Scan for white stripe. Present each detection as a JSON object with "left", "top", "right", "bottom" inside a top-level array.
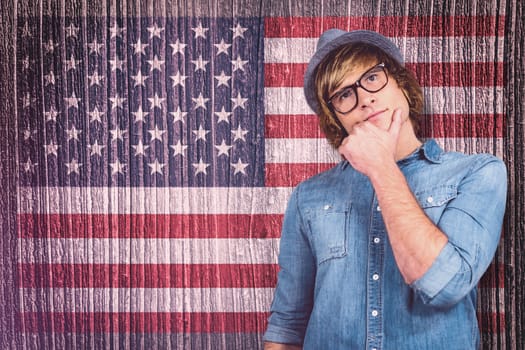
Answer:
[
  {"left": 18, "top": 286, "right": 503, "bottom": 313},
  {"left": 264, "top": 87, "right": 503, "bottom": 115},
  {"left": 264, "top": 37, "right": 505, "bottom": 63},
  {"left": 454, "top": 2, "right": 507, "bottom": 16},
  {"left": 266, "top": 138, "right": 339, "bottom": 164},
  {"left": 20, "top": 287, "right": 274, "bottom": 313},
  {"left": 265, "top": 138, "right": 504, "bottom": 163},
  {"left": 18, "top": 238, "right": 280, "bottom": 264},
  {"left": 18, "top": 187, "right": 293, "bottom": 214},
  {"left": 433, "top": 137, "right": 504, "bottom": 159}
]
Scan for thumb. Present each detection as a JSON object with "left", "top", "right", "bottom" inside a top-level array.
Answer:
[{"left": 388, "top": 109, "right": 404, "bottom": 140}]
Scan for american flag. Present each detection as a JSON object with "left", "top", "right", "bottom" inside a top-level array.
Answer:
[{"left": 13, "top": 9, "right": 506, "bottom": 350}]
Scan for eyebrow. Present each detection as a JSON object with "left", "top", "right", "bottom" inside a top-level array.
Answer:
[
  {"left": 331, "top": 63, "right": 382, "bottom": 97},
  {"left": 330, "top": 68, "right": 368, "bottom": 98}
]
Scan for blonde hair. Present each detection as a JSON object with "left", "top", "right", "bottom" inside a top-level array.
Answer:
[{"left": 314, "top": 44, "right": 424, "bottom": 148}]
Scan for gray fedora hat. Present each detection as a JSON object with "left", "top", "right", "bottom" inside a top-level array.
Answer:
[{"left": 303, "top": 29, "right": 404, "bottom": 115}]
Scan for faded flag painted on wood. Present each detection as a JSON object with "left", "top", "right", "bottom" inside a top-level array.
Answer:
[{"left": 1, "top": 0, "right": 522, "bottom": 349}]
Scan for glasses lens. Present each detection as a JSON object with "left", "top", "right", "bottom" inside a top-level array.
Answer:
[
  {"left": 361, "top": 67, "right": 388, "bottom": 93},
  {"left": 329, "top": 64, "right": 388, "bottom": 114},
  {"left": 331, "top": 86, "right": 357, "bottom": 114}
]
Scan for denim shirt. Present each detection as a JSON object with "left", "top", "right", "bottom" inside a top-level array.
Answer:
[{"left": 264, "top": 139, "right": 507, "bottom": 350}]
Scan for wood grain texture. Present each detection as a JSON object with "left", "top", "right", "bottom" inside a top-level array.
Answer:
[
  {"left": 502, "top": 1, "right": 525, "bottom": 349},
  {"left": 0, "top": 0, "right": 21, "bottom": 349},
  {"left": 0, "top": 0, "right": 522, "bottom": 349}
]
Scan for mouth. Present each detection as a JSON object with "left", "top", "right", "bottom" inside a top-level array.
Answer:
[{"left": 365, "top": 109, "right": 387, "bottom": 122}]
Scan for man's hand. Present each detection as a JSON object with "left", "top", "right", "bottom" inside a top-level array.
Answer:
[
  {"left": 337, "top": 107, "right": 448, "bottom": 284},
  {"left": 337, "top": 108, "right": 404, "bottom": 178}
]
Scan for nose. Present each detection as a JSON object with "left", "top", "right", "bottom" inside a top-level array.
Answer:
[{"left": 357, "top": 87, "right": 376, "bottom": 109}]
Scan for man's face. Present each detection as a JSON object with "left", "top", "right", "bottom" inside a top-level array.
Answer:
[{"left": 329, "top": 61, "right": 411, "bottom": 134}]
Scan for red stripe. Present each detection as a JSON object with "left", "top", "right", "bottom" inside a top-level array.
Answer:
[
  {"left": 264, "top": 62, "right": 505, "bottom": 88},
  {"left": 478, "top": 312, "right": 506, "bottom": 334},
  {"left": 264, "top": 16, "right": 506, "bottom": 38},
  {"left": 265, "top": 114, "right": 505, "bottom": 139},
  {"left": 420, "top": 114, "right": 505, "bottom": 138},
  {"left": 266, "top": 163, "right": 336, "bottom": 187},
  {"left": 479, "top": 263, "right": 505, "bottom": 288},
  {"left": 19, "top": 263, "right": 278, "bottom": 288},
  {"left": 18, "top": 257, "right": 502, "bottom": 291},
  {"left": 18, "top": 214, "right": 283, "bottom": 239},
  {"left": 17, "top": 262, "right": 502, "bottom": 289},
  {"left": 19, "top": 262, "right": 502, "bottom": 289},
  {"left": 266, "top": 114, "right": 323, "bottom": 138},
  {"left": 19, "top": 312, "right": 269, "bottom": 333}
]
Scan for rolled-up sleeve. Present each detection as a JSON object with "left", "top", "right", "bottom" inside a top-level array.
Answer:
[
  {"left": 411, "top": 157, "right": 507, "bottom": 308},
  {"left": 263, "top": 188, "right": 315, "bottom": 345}
]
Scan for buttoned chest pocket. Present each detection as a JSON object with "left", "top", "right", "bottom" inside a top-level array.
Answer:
[
  {"left": 415, "top": 185, "right": 457, "bottom": 224},
  {"left": 307, "top": 204, "right": 350, "bottom": 265}
]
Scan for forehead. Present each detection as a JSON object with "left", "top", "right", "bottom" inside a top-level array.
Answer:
[
  {"left": 332, "top": 60, "right": 380, "bottom": 91},
  {"left": 317, "top": 44, "right": 385, "bottom": 98}
]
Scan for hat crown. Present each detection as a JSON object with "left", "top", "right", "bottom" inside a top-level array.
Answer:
[{"left": 317, "top": 29, "right": 347, "bottom": 51}]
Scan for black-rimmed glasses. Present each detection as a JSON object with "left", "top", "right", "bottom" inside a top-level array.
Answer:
[{"left": 327, "top": 63, "right": 388, "bottom": 115}]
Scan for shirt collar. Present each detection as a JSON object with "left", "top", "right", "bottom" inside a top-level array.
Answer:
[
  {"left": 420, "top": 139, "right": 443, "bottom": 164},
  {"left": 397, "top": 139, "right": 443, "bottom": 166},
  {"left": 340, "top": 139, "right": 444, "bottom": 170}
]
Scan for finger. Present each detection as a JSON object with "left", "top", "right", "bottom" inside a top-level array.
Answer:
[
  {"left": 337, "top": 145, "right": 349, "bottom": 160},
  {"left": 338, "top": 136, "right": 351, "bottom": 154},
  {"left": 338, "top": 149, "right": 348, "bottom": 160},
  {"left": 337, "top": 138, "right": 347, "bottom": 155},
  {"left": 388, "top": 109, "right": 404, "bottom": 139}
]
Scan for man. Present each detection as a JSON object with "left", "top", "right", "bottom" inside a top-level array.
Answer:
[{"left": 263, "top": 29, "right": 507, "bottom": 349}]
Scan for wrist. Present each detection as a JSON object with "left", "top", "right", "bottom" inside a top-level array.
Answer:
[{"left": 367, "top": 159, "right": 401, "bottom": 186}]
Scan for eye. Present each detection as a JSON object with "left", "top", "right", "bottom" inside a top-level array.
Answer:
[
  {"left": 363, "top": 67, "right": 384, "bottom": 85},
  {"left": 335, "top": 86, "right": 355, "bottom": 102},
  {"left": 364, "top": 72, "right": 379, "bottom": 83}
]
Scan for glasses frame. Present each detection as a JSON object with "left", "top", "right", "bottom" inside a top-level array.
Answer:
[{"left": 327, "top": 62, "right": 388, "bottom": 115}]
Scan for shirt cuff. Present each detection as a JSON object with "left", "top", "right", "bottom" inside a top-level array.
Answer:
[
  {"left": 263, "top": 324, "right": 304, "bottom": 346},
  {"left": 411, "top": 242, "right": 462, "bottom": 302}
]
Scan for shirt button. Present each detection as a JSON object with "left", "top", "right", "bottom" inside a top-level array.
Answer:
[
  {"left": 373, "top": 237, "right": 380, "bottom": 244},
  {"left": 323, "top": 204, "right": 331, "bottom": 210},
  {"left": 376, "top": 205, "right": 381, "bottom": 211},
  {"left": 426, "top": 196, "right": 434, "bottom": 204},
  {"left": 372, "top": 274, "right": 379, "bottom": 281},
  {"left": 371, "top": 310, "right": 379, "bottom": 317}
]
